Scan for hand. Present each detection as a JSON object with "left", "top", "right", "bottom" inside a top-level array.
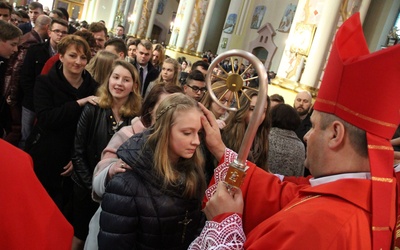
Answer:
[
  {"left": 77, "top": 95, "right": 98, "bottom": 106},
  {"left": 394, "top": 151, "right": 400, "bottom": 164},
  {"left": 198, "top": 102, "right": 226, "bottom": 160},
  {"left": 108, "top": 159, "right": 132, "bottom": 179},
  {"left": 203, "top": 181, "right": 244, "bottom": 221},
  {"left": 60, "top": 161, "right": 73, "bottom": 176}
]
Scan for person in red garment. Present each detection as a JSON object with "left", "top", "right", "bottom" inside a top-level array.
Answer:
[
  {"left": 190, "top": 13, "right": 400, "bottom": 249},
  {"left": 0, "top": 139, "right": 73, "bottom": 249}
]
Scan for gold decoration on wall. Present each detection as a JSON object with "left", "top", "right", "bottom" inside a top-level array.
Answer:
[{"left": 290, "top": 22, "right": 317, "bottom": 56}]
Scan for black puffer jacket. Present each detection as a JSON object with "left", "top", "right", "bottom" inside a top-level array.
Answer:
[{"left": 98, "top": 130, "right": 205, "bottom": 250}]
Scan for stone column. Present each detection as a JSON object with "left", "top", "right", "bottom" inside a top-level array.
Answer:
[
  {"left": 175, "top": 0, "right": 196, "bottom": 52},
  {"left": 145, "top": 0, "right": 160, "bottom": 40},
  {"left": 359, "top": 0, "right": 372, "bottom": 22},
  {"left": 131, "top": 0, "right": 144, "bottom": 37},
  {"left": 216, "top": 0, "right": 243, "bottom": 55},
  {"left": 137, "top": 0, "right": 155, "bottom": 39},
  {"left": 196, "top": 0, "right": 216, "bottom": 55},
  {"left": 109, "top": 0, "right": 120, "bottom": 31},
  {"left": 300, "top": 0, "right": 341, "bottom": 89},
  {"left": 122, "top": 0, "right": 132, "bottom": 28},
  {"left": 183, "top": 0, "right": 209, "bottom": 54},
  {"left": 168, "top": 0, "right": 184, "bottom": 48}
]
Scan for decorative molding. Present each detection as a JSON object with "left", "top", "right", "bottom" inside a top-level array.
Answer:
[{"left": 271, "top": 76, "right": 318, "bottom": 97}]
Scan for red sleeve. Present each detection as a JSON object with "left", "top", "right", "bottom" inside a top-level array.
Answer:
[
  {"left": 41, "top": 54, "right": 60, "bottom": 75},
  {"left": 0, "top": 139, "right": 73, "bottom": 249},
  {"left": 202, "top": 148, "right": 304, "bottom": 234}
]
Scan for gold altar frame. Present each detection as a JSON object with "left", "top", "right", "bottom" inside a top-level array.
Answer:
[{"left": 290, "top": 22, "right": 317, "bottom": 56}]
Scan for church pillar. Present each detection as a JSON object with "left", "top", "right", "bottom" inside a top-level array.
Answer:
[
  {"left": 137, "top": 0, "right": 155, "bottom": 39},
  {"left": 183, "top": 0, "right": 209, "bottom": 54},
  {"left": 359, "top": 0, "right": 372, "bottom": 22},
  {"left": 129, "top": 0, "right": 144, "bottom": 37},
  {"left": 168, "top": 0, "right": 184, "bottom": 49},
  {"left": 121, "top": 0, "right": 132, "bottom": 28},
  {"left": 175, "top": 0, "right": 196, "bottom": 52},
  {"left": 109, "top": 0, "right": 120, "bottom": 31},
  {"left": 146, "top": 0, "right": 160, "bottom": 40},
  {"left": 196, "top": 0, "right": 216, "bottom": 56},
  {"left": 299, "top": 0, "right": 341, "bottom": 90},
  {"left": 216, "top": 0, "right": 245, "bottom": 55}
]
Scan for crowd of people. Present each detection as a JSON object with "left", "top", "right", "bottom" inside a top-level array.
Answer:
[{"left": 1, "top": 3, "right": 400, "bottom": 249}]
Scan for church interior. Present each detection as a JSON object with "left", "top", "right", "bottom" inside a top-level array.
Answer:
[{"left": 15, "top": 0, "right": 400, "bottom": 102}]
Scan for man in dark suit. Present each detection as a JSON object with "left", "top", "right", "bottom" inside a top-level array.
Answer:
[
  {"left": 19, "top": 18, "right": 68, "bottom": 148},
  {"left": 18, "top": 2, "right": 43, "bottom": 35},
  {"left": 114, "top": 25, "right": 126, "bottom": 40},
  {"left": 132, "top": 39, "right": 159, "bottom": 97}
]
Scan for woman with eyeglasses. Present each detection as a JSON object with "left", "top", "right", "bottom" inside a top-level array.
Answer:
[
  {"left": 221, "top": 89, "right": 271, "bottom": 171},
  {"left": 200, "top": 81, "right": 233, "bottom": 129},
  {"left": 199, "top": 81, "right": 233, "bottom": 184},
  {"left": 25, "top": 35, "right": 97, "bottom": 222}
]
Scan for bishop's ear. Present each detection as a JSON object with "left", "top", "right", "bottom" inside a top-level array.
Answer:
[{"left": 328, "top": 120, "right": 345, "bottom": 148}]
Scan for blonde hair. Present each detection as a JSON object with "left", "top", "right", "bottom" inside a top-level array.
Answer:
[
  {"left": 222, "top": 89, "right": 271, "bottom": 171},
  {"left": 200, "top": 81, "right": 232, "bottom": 118},
  {"left": 147, "top": 93, "right": 205, "bottom": 198},
  {"left": 152, "top": 43, "right": 165, "bottom": 68},
  {"left": 85, "top": 50, "right": 118, "bottom": 84},
  {"left": 155, "top": 58, "right": 180, "bottom": 87},
  {"left": 96, "top": 60, "right": 142, "bottom": 117}
]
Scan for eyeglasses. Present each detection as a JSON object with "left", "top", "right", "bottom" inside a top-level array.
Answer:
[
  {"left": 51, "top": 29, "right": 68, "bottom": 35},
  {"left": 186, "top": 85, "right": 207, "bottom": 94},
  {"left": 220, "top": 98, "right": 233, "bottom": 105}
]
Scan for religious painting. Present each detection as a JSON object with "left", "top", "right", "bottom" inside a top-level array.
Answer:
[
  {"left": 250, "top": 5, "right": 266, "bottom": 29},
  {"left": 56, "top": 0, "right": 69, "bottom": 10},
  {"left": 157, "top": 0, "right": 167, "bottom": 15},
  {"left": 277, "top": 3, "right": 297, "bottom": 33},
  {"left": 290, "top": 22, "right": 317, "bottom": 56},
  {"left": 223, "top": 13, "right": 237, "bottom": 34}
]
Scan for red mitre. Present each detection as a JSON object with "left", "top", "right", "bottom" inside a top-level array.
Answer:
[{"left": 314, "top": 13, "right": 400, "bottom": 249}]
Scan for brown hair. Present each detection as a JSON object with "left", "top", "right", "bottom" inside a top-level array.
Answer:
[{"left": 57, "top": 35, "right": 92, "bottom": 61}]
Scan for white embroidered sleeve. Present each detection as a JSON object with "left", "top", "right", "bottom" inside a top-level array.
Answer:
[
  {"left": 205, "top": 148, "right": 248, "bottom": 200},
  {"left": 188, "top": 214, "right": 245, "bottom": 250}
]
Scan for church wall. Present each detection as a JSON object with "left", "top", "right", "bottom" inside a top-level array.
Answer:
[
  {"left": 363, "top": 0, "right": 400, "bottom": 51},
  {"left": 228, "top": 0, "right": 299, "bottom": 72},
  {"left": 201, "top": 0, "right": 230, "bottom": 54},
  {"left": 153, "top": 0, "right": 179, "bottom": 44},
  {"left": 93, "top": 0, "right": 115, "bottom": 28}
]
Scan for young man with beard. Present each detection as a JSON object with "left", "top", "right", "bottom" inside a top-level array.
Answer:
[{"left": 293, "top": 91, "right": 312, "bottom": 175}]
